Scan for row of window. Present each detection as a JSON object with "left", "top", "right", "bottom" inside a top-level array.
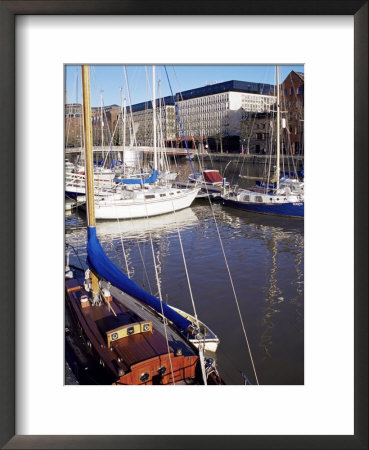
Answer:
[
  {"left": 283, "top": 86, "right": 304, "bottom": 96},
  {"left": 144, "top": 191, "right": 181, "bottom": 200}
]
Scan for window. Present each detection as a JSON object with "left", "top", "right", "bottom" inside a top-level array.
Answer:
[
  {"left": 297, "top": 86, "right": 304, "bottom": 95},
  {"left": 290, "top": 87, "right": 294, "bottom": 95}
]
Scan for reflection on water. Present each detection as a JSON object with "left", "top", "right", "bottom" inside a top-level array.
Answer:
[
  {"left": 65, "top": 162, "right": 304, "bottom": 385},
  {"left": 96, "top": 207, "right": 198, "bottom": 240}
]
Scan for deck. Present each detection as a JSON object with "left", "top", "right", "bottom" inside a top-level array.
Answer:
[{"left": 105, "top": 282, "right": 197, "bottom": 358}]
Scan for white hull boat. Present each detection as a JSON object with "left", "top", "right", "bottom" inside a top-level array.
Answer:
[
  {"left": 65, "top": 168, "right": 116, "bottom": 198},
  {"left": 89, "top": 185, "right": 200, "bottom": 220},
  {"left": 221, "top": 66, "right": 304, "bottom": 219},
  {"left": 189, "top": 169, "right": 229, "bottom": 187}
]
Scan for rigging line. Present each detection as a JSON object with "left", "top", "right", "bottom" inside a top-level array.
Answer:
[
  {"left": 266, "top": 121, "right": 274, "bottom": 192},
  {"left": 137, "top": 74, "right": 176, "bottom": 382},
  {"left": 171, "top": 204, "right": 199, "bottom": 326},
  {"left": 168, "top": 201, "right": 208, "bottom": 385},
  {"left": 157, "top": 81, "right": 171, "bottom": 174},
  {"left": 132, "top": 205, "right": 155, "bottom": 294},
  {"left": 209, "top": 203, "right": 259, "bottom": 385},
  {"left": 282, "top": 114, "right": 298, "bottom": 177},
  {"left": 123, "top": 66, "right": 139, "bottom": 150},
  {"left": 198, "top": 171, "right": 260, "bottom": 385},
  {"left": 143, "top": 200, "right": 175, "bottom": 384},
  {"left": 102, "top": 111, "right": 121, "bottom": 169},
  {"left": 65, "top": 68, "right": 79, "bottom": 147},
  {"left": 232, "top": 64, "right": 271, "bottom": 181},
  {"left": 108, "top": 193, "right": 154, "bottom": 292},
  {"left": 164, "top": 66, "right": 196, "bottom": 176},
  {"left": 136, "top": 235, "right": 153, "bottom": 294},
  {"left": 66, "top": 242, "right": 86, "bottom": 272},
  {"left": 115, "top": 217, "right": 130, "bottom": 278}
]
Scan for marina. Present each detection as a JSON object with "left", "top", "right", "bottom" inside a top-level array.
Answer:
[
  {"left": 66, "top": 161, "right": 304, "bottom": 385},
  {"left": 65, "top": 64, "right": 304, "bottom": 386}
]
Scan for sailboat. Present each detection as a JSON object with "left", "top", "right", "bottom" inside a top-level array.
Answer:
[
  {"left": 65, "top": 165, "right": 116, "bottom": 199},
  {"left": 88, "top": 66, "right": 199, "bottom": 220},
  {"left": 221, "top": 66, "right": 304, "bottom": 219},
  {"left": 65, "top": 65, "right": 222, "bottom": 385},
  {"left": 189, "top": 169, "right": 229, "bottom": 187}
]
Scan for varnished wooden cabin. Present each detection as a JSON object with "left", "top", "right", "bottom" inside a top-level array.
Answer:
[{"left": 66, "top": 277, "right": 220, "bottom": 385}]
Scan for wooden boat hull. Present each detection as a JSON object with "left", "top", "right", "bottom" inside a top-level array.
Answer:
[{"left": 65, "top": 278, "right": 211, "bottom": 385}]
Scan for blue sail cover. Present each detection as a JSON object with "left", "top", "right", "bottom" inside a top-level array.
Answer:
[
  {"left": 115, "top": 169, "right": 158, "bottom": 185},
  {"left": 87, "top": 226, "right": 192, "bottom": 333}
]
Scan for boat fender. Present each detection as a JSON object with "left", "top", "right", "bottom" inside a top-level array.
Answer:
[
  {"left": 84, "top": 269, "right": 91, "bottom": 292},
  {"left": 80, "top": 295, "right": 90, "bottom": 309},
  {"left": 102, "top": 287, "right": 111, "bottom": 297}
]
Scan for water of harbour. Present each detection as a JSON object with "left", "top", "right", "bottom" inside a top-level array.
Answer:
[{"left": 65, "top": 159, "right": 304, "bottom": 385}]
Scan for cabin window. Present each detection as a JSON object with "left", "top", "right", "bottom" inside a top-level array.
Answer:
[
  {"left": 160, "top": 193, "right": 166, "bottom": 197},
  {"left": 256, "top": 196, "right": 263, "bottom": 203},
  {"left": 145, "top": 195, "right": 155, "bottom": 199},
  {"left": 176, "top": 191, "right": 181, "bottom": 194},
  {"left": 169, "top": 192, "right": 174, "bottom": 195}
]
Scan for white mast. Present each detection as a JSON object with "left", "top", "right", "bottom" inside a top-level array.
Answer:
[
  {"left": 120, "top": 88, "right": 127, "bottom": 177},
  {"left": 100, "top": 90, "right": 104, "bottom": 147},
  {"left": 152, "top": 65, "right": 157, "bottom": 172},
  {"left": 276, "top": 65, "right": 281, "bottom": 190}
]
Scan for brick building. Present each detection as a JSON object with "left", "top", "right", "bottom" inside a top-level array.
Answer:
[
  {"left": 65, "top": 103, "right": 122, "bottom": 148},
  {"left": 65, "top": 104, "right": 83, "bottom": 148},
  {"left": 239, "top": 70, "right": 304, "bottom": 155},
  {"left": 280, "top": 71, "right": 304, "bottom": 155}
]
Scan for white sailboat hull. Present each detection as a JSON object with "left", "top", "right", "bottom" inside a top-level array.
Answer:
[{"left": 94, "top": 187, "right": 200, "bottom": 220}]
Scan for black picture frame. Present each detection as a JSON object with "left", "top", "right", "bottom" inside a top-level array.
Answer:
[{"left": 0, "top": 1, "right": 367, "bottom": 449}]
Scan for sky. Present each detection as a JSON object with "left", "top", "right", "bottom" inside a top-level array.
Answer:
[{"left": 65, "top": 65, "right": 304, "bottom": 108}]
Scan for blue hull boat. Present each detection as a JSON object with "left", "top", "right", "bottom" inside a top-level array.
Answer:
[{"left": 221, "top": 196, "right": 304, "bottom": 218}]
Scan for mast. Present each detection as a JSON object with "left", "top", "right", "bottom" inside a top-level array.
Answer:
[
  {"left": 276, "top": 65, "right": 280, "bottom": 190},
  {"left": 100, "top": 90, "right": 104, "bottom": 148},
  {"left": 100, "top": 90, "right": 104, "bottom": 161},
  {"left": 152, "top": 65, "right": 157, "bottom": 171},
  {"left": 82, "top": 65, "right": 99, "bottom": 301},
  {"left": 120, "top": 88, "right": 127, "bottom": 177},
  {"left": 82, "top": 66, "right": 96, "bottom": 227}
]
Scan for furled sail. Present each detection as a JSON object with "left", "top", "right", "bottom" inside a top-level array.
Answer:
[
  {"left": 87, "top": 226, "right": 192, "bottom": 333},
  {"left": 115, "top": 169, "right": 158, "bottom": 185}
]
